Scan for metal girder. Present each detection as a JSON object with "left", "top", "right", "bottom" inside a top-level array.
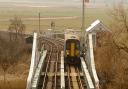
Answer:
[
  {"left": 61, "top": 51, "right": 65, "bottom": 89},
  {"left": 32, "top": 50, "right": 47, "bottom": 89},
  {"left": 81, "top": 57, "right": 94, "bottom": 89}
]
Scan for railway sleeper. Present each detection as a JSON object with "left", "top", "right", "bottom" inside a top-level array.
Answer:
[{"left": 41, "top": 72, "right": 84, "bottom": 77}]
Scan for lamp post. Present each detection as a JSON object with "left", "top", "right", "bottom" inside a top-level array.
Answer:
[
  {"left": 82, "top": 0, "right": 85, "bottom": 31},
  {"left": 81, "top": 0, "right": 85, "bottom": 51},
  {"left": 39, "top": 12, "right": 41, "bottom": 33},
  {"left": 81, "top": 0, "right": 90, "bottom": 54},
  {"left": 82, "top": 0, "right": 89, "bottom": 30}
]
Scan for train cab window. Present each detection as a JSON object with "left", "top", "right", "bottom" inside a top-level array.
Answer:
[
  {"left": 66, "top": 42, "right": 70, "bottom": 50},
  {"left": 76, "top": 43, "right": 80, "bottom": 50},
  {"left": 75, "top": 41, "right": 80, "bottom": 49},
  {"left": 66, "top": 40, "right": 80, "bottom": 50}
]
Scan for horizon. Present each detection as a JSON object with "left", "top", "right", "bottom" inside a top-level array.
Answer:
[{"left": 0, "top": 0, "right": 127, "bottom": 3}]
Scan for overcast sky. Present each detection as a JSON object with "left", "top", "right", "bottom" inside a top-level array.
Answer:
[{"left": 0, "top": 0, "right": 127, "bottom": 3}]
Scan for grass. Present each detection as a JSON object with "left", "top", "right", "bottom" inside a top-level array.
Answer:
[
  {"left": 0, "top": 76, "right": 27, "bottom": 89},
  {"left": 0, "top": 5, "right": 110, "bottom": 32}
]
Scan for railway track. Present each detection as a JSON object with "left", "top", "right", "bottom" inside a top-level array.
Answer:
[
  {"left": 38, "top": 38, "right": 63, "bottom": 89},
  {"left": 27, "top": 31, "right": 100, "bottom": 89},
  {"left": 66, "top": 65, "right": 86, "bottom": 89},
  {"left": 36, "top": 37, "right": 86, "bottom": 89}
]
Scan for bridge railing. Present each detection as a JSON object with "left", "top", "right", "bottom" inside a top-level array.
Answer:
[
  {"left": 86, "top": 33, "right": 99, "bottom": 89},
  {"left": 89, "top": 34, "right": 99, "bottom": 89},
  {"left": 85, "top": 19, "right": 110, "bottom": 89},
  {"left": 26, "top": 33, "right": 39, "bottom": 89}
]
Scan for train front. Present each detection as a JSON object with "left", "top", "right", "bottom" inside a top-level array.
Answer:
[{"left": 64, "top": 32, "right": 81, "bottom": 64}]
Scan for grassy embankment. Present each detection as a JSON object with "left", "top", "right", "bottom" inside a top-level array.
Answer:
[
  {"left": 0, "top": 4, "right": 110, "bottom": 32},
  {"left": 0, "top": 32, "right": 31, "bottom": 89}
]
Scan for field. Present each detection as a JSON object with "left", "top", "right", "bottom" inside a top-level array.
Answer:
[{"left": 0, "top": 2, "right": 110, "bottom": 33}]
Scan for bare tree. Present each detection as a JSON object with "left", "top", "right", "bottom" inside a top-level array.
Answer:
[
  {"left": 8, "top": 16, "right": 25, "bottom": 41},
  {"left": 109, "top": 3, "right": 128, "bottom": 53},
  {"left": 0, "top": 37, "right": 10, "bottom": 85},
  {"left": 97, "top": 3, "right": 128, "bottom": 89},
  {"left": 0, "top": 36, "right": 22, "bottom": 86},
  {"left": 109, "top": 3, "right": 128, "bottom": 33}
]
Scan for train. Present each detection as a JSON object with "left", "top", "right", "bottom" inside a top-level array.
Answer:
[{"left": 64, "top": 29, "right": 81, "bottom": 64}]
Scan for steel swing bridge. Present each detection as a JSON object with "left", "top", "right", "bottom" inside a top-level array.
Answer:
[{"left": 26, "top": 20, "right": 109, "bottom": 89}]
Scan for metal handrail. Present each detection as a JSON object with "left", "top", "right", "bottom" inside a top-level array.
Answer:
[
  {"left": 87, "top": 34, "right": 99, "bottom": 89},
  {"left": 26, "top": 33, "right": 38, "bottom": 89}
]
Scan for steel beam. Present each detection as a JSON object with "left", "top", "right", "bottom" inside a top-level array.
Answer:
[
  {"left": 61, "top": 51, "right": 65, "bottom": 89},
  {"left": 81, "top": 57, "right": 94, "bottom": 89},
  {"left": 26, "top": 33, "right": 37, "bottom": 89},
  {"left": 32, "top": 50, "right": 47, "bottom": 89}
]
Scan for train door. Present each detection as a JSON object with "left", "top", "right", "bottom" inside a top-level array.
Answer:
[{"left": 71, "top": 43, "right": 75, "bottom": 57}]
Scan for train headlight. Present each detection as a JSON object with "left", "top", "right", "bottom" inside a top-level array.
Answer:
[
  {"left": 66, "top": 50, "right": 69, "bottom": 55},
  {"left": 76, "top": 50, "right": 79, "bottom": 56}
]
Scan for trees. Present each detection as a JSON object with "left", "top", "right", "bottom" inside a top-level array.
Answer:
[
  {"left": 0, "top": 34, "right": 28, "bottom": 88},
  {"left": 0, "top": 16, "right": 26, "bottom": 87},
  {"left": 95, "top": 3, "right": 128, "bottom": 89},
  {"left": 0, "top": 37, "right": 10, "bottom": 85},
  {"left": 8, "top": 16, "right": 25, "bottom": 41},
  {"left": 110, "top": 3, "right": 128, "bottom": 33},
  {"left": 109, "top": 3, "right": 128, "bottom": 53}
]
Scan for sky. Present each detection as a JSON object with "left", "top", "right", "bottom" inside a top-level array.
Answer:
[{"left": 0, "top": 0, "right": 127, "bottom": 3}]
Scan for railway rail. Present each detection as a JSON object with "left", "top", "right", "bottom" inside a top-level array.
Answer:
[
  {"left": 38, "top": 37, "right": 63, "bottom": 89},
  {"left": 66, "top": 65, "right": 85, "bottom": 89}
]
